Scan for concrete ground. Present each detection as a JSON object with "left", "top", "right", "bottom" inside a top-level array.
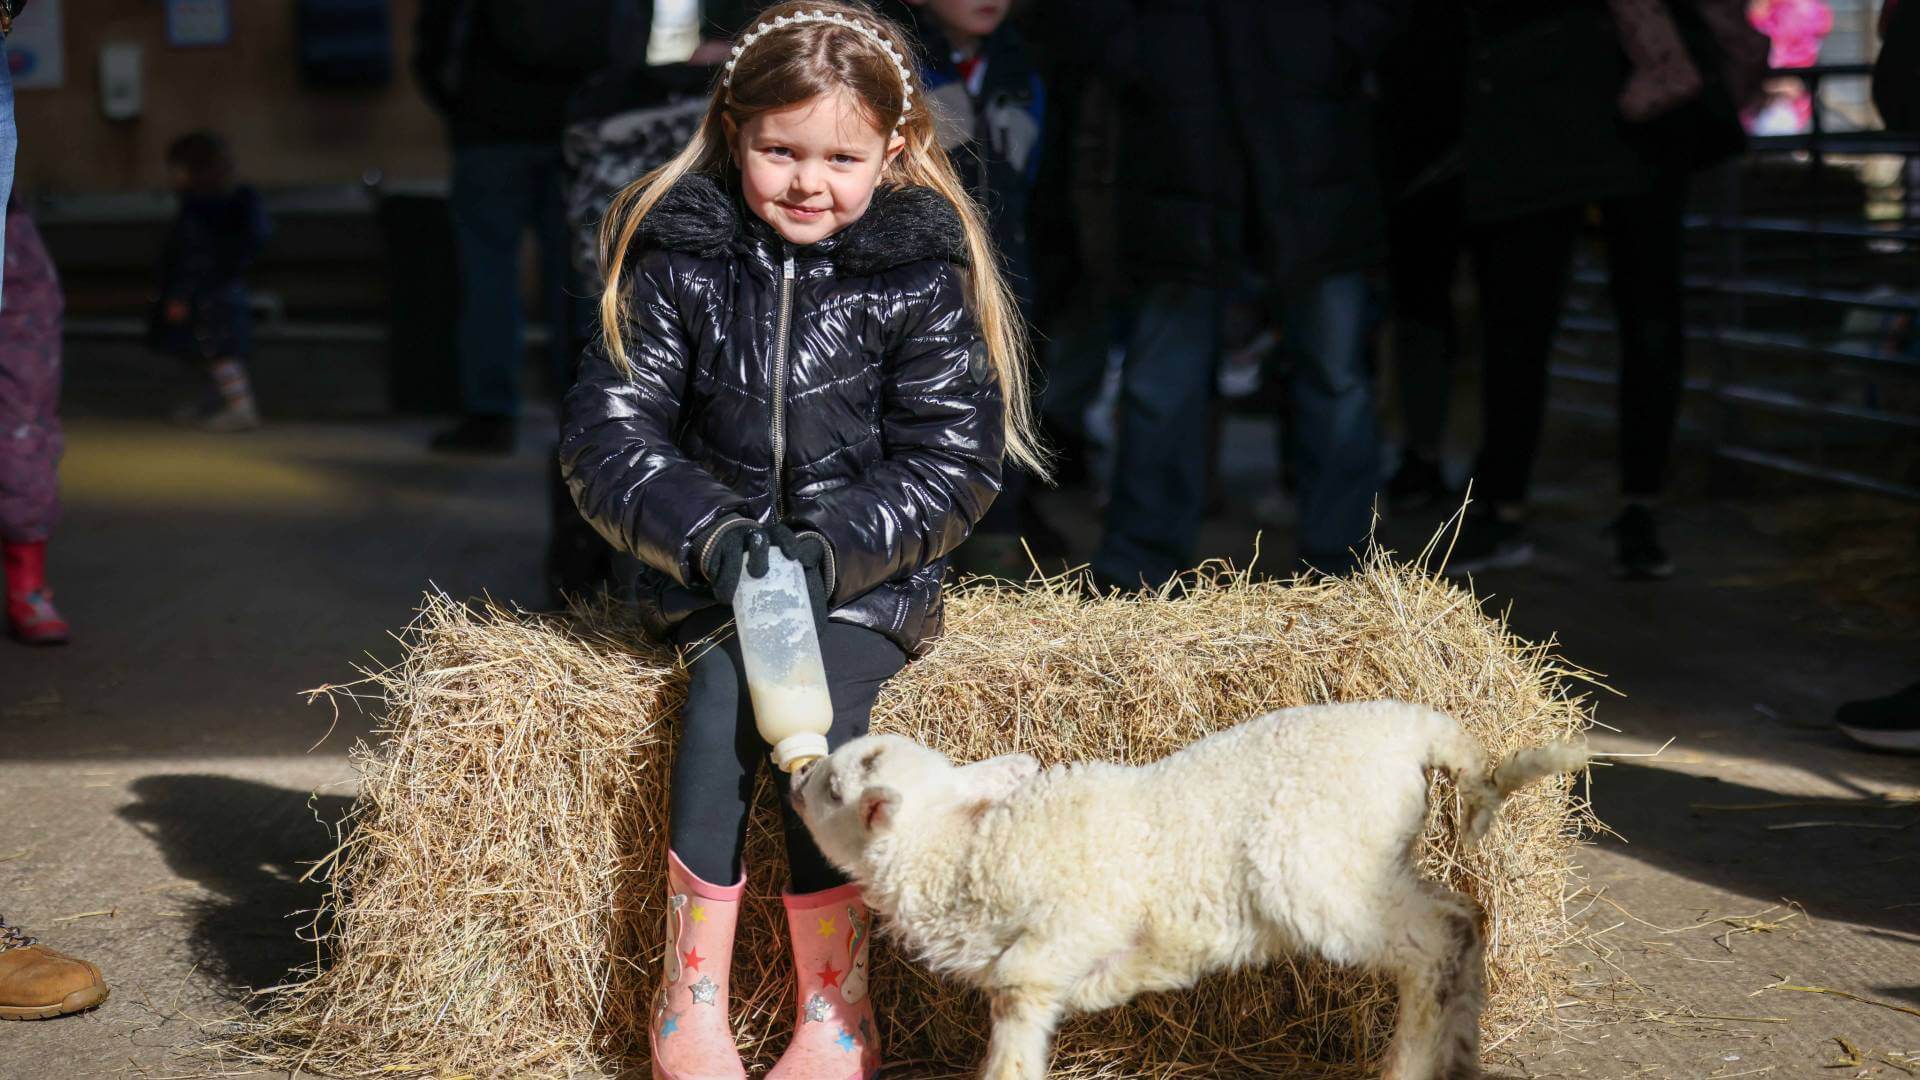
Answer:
[{"left": 1, "top": 343, "right": 1915, "bottom": 1079}]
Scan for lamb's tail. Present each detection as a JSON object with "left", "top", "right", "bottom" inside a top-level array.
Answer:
[{"left": 1424, "top": 712, "right": 1588, "bottom": 843}]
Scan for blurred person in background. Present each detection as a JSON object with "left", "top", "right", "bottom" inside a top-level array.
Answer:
[
  {"left": 547, "top": 1, "right": 746, "bottom": 604},
  {"left": 415, "top": 0, "right": 612, "bottom": 454},
  {"left": 890, "top": 0, "right": 1065, "bottom": 578},
  {"left": 1376, "top": 1, "right": 1470, "bottom": 514},
  {"left": 147, "top": 132, "right": 271, "bottom": 433},
  {"left": 1825, "top": 0, "right": 1920, "bottom": 756},
  {"left": 1875, "top": 0, "right": 1916, "bottom": 130},
  {"left": 0, "top": 0, "right": 13, "bottom": 310},
  {"left": 1443, "top": 0, "right": 1765, "bottom": 580},
  {"left": 0, "top": 0, "right": 113, "bottom": 1018},
  {"left": 1746, "top": 0, "right": 1833, "bottom": 134},
  {"left": 2, "top": 194, "right": 67, "bottom": 645},
  {"left": 1063, "top": 0, "right": 1401, "bottom": 588}
]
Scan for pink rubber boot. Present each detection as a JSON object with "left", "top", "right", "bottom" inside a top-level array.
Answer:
[
  {"left": 766, "top": 883, "right": 881, "bottom": 1080},
  {"left": 650, "top": 852, "right": 748, "bottom": 1080}
]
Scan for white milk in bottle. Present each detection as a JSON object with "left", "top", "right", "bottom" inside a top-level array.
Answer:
[{"left": 731, "top": 544, "right": 834, "bottom": 772}]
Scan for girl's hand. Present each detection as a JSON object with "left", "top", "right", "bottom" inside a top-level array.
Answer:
[{"left": 700, "top": 520, "right": 835, "bottom": 622}]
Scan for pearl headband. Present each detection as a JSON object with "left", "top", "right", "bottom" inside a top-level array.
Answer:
[{"left": 723, "top": 10, "right": 914, "bottom": 137}]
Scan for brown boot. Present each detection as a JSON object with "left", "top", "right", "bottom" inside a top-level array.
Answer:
[{"left": 0, "top": 917, "right": 109, "bottom": 1020}]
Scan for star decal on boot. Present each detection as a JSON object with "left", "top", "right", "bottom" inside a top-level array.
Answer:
[
  {"left": 689, "top": 974, "right": 718, "bottom": 1006},
  {"left": 683, "top": 945, "right": 704, "bottom": 972},
  {"left": 835, "top": 1028, "right": 857, "bottom": 1053},
  {"left": 690, "top": 904, "right": 708, "bottom": 924},
  {"left": 816, "top": 959, "right": 843, "bottom": 989},
  {"left": 817, "top": 915, "right": 837, "bottom": 937},
  {"left": 660, "top": 1011, "right": 682, "bottom": 1039},
  {"left": 803, "top": 992, "right": 832, "bottom": 1023}
]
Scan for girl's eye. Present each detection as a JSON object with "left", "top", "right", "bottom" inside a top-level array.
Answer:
[
  {"left": 831, "top": 154, "right": 857, "bottom": 165},
  {"left": 764, "top": 146, "right": 792, "bottom": 159}
]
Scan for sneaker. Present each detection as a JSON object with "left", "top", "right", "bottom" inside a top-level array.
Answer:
[
  {"left": 6, "top": 590, "right": 70, "bottom": 646},
  {"left": 1441, "top": 511, "right": 1535, "bottom": 576},
  {"left": 0, "top": 917, "right": 110, "bottom": 1021},
  {"left": 1609, "top": 504, "right": 1674, "bottom": 580},
  {"left": 1388, "top": 449, "right": 1456, "bottom": 512},
  {"left": 197, "top": 400, "right": 262, "bottom": 433},
  {"left": 1835, "top": 681, "right": 1920, "bottom": 754},
  {"left": 430, "top": 415, "right": 516, "bottom": 454}
]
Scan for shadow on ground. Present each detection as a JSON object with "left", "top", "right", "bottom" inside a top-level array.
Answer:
[
  {"left": 1587, "top": 761, "right": 1920, "bottom": 934},
  {"left": 119, "top": 775, "right": 355, "bottom": 997}
]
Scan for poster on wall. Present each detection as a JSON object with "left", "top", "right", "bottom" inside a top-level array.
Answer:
[
  {"left": 166, "top": 0, "right": 233, "bottom": 48},
  {"left": 5, "top": 0, "right": 66, "bottom": 90}
]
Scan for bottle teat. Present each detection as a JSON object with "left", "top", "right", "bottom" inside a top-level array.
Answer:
[{"left": 771, "top": 734, "right": 830, "bottom": 774}]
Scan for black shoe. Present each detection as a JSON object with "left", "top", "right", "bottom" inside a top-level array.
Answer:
[
  {"left": 430, "top": 415, "right": 516, "bottom": 454},
  {"left": 1608, "top": 504, "right": 1674, "bottom": 581},
  {"left": 1835, "top": 681, "right": 1920, "bottom": 754},
  {"left": 1440, "top": 511, "right": 1534, "bottom": 576},
  {"left": 1387, "top": 450, "right": 1455, "bottom": 512}
]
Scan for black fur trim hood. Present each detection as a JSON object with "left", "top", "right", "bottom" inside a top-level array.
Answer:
[{"left": 636, "top": 171, "right": 968, "bottom": 275}]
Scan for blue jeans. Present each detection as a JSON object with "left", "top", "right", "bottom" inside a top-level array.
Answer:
[
  {"left": 1095, "top": 283, "right": 1218, "bottom": 588},
  {"left": 1, "top": 38, "right": 17, "bottom": 313},
  {"left": 449, "top": 142, "right": 578, "bottom": 418},
  {"left": 1095, "top": 273, "right": 1378, "bottom": 586},
  {"left": 1281, "top": 271, "right": 1378, "bottom": 570}
]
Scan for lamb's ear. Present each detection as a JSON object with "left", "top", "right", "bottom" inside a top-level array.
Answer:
[
  {"left": 858, "top": 786, "right": 900, "bottom": 834},
  {"left": 960, "top": 752, "right": 1041, "bottom": 800}
]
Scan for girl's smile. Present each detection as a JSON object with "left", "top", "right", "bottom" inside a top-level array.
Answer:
[{"left": 776, "top": 200, "right": 829, "bottom": 221}]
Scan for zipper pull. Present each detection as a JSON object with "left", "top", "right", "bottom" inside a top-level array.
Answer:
[{"left": 783, "top": 254, "right": 795, "bottom": 280}]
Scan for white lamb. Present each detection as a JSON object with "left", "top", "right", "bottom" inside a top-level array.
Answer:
[{"left": 789, "top": 699, "right": 1587, "bottom": 1080}]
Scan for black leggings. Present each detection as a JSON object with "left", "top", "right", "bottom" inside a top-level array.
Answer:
[
  {"left": 1472, "top": 171, "right": 1691, "bottom": 504},
  {"left": 668, "top": 606, "right": 906, "bottom": 893}
]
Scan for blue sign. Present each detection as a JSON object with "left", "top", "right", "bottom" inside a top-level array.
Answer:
[{"left": 166, "top": 0, "right": 233, "bottom": 48}]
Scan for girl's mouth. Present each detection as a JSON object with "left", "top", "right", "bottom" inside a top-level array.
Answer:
[{"left": 778, "top": 201, "right": 828, "bottom": 220}]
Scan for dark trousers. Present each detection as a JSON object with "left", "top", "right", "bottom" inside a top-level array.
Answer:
[
  {"left": 667, "top": 607, "right": 906, "bottom": 893},
  {"left": 449, "top": 141, "right": 578, "bottom": 418},
  {"left": 1471, "top": 172, "right": 1690, "bottom": 504},
  {"left": 1387, "top": 179, "right": 1467, "bottom": 454}
]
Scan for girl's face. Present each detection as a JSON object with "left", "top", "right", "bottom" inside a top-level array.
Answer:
[{"left": 730, "top": 89, "right": 904, "bottom": 246}]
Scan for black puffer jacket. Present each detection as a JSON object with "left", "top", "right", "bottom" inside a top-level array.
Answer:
[{"left": 560, "top": 173, "right": 1005, "bottom": 655}]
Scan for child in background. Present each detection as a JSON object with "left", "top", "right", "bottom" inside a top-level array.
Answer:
[
  {"left": 560, "top": 2, "right": 1043, "bottom": 1074},
  {"left": 149, "top": 132, "right": 270, "bottom": 431},
  {"left": 1, "top": 194, "right": 69, "bottom": 644},
  {"left": 894, "top": 0, "right": 1054, "bottom": 577}
]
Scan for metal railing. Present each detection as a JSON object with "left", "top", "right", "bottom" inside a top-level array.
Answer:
[{"left": 1557, "top": 64, "right": 1920, "bottom": 500}]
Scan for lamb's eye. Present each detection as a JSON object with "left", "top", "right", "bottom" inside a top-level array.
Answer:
[
  {"left": 828, "top": 774, "right": 844, "bottom": 803},
  {"left": 859, "top": 747, "right": 884, "bottom": 775}
]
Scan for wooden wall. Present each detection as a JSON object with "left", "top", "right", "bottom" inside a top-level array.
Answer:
[{"left": 11, "top": 0, "right": 448, "bottom": 195}]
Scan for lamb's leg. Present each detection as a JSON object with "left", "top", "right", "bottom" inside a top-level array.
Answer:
[
  {"left": 1379, "top": 886, "right": 1485, "bottom": 1080},
  {"left": 981, "top": 985, "right": 1064, "bottom": 1080}
]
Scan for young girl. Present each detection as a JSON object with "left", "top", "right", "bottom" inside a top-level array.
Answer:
[
  {"left": 559, "top": 3, "right": 1043, "bottom": 1076},
  {"left": 149, "top": 131, "right": 269, "bottom": 431}
]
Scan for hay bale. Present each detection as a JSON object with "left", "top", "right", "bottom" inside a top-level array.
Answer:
[{"left": 222, "top": 557, "right": 1597, "bottom": 1078}]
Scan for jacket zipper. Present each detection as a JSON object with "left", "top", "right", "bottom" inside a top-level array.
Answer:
[{"left": 769, "top": 249, "right": 796, "bottom": 521}]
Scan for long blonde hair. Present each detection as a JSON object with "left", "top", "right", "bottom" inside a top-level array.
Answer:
[{"left": 595, "top": 0, "right": 1047, "bottom": 476}]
